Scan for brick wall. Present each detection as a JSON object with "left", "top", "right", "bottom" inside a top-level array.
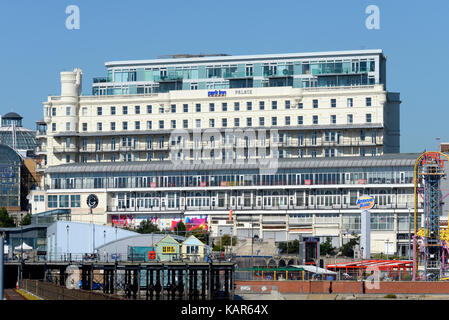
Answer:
[{"left": 236, "top": 280, "right": 449, "bottom": 294}]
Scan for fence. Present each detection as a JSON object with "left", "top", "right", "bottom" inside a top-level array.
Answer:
[{"left": 20, "top": 279, "right": 125, "bottom": 300}]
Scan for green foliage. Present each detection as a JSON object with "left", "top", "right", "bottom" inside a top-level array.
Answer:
[
  {"left": 136, "top": 219, "right": 160, "bottom": 234},
  {"left": 21, "top": 213, "right": 32, "bottom": 226},
  {"left": 173, "top": 221, "right": 186, "bottom": 234},
  {"left": 320, "top": 237, "right": 336, "bottom": 256},
  {"left": 278, "top": 240, "right": 301, "bottom": 254},
  {"left": 213, "top": 234, "right": 237, "bottom": 251},
  {"left": 339, "top": 234, "right": 360, "bottom": 257},
  {"left": 0, "top": 207, "right": 15, "bottom": 228}
]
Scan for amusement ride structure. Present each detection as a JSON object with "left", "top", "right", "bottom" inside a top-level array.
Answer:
[{"left": 413, "top": 151, "right": 449, "bottom": 280}]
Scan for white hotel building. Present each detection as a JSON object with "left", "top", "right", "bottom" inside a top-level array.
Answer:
[{"left": 32, "top": 50, "right": 421, "bottom": 255}]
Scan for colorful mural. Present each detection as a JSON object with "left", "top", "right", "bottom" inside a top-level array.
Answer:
[{"left": 185, "top": 216, "right": 208, "bottom": 231}]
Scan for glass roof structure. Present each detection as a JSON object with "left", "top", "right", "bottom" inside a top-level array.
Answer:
[{"left": 0, "top": 112, "right": 38, "bottom": 151}]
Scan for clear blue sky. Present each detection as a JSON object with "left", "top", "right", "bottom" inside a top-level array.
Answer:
[{"left": 0, "top": 0, "right": 447, "bottom": 153}]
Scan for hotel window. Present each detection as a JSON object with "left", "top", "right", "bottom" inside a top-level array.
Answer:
[
  {"left": 331, "top": 115, "right": 336, "bottom": 124},
  {"left": 234, "top": 118, "right": 240, "bottom": 127},
  {"left": 48, "top": 195, "right": 58, "bottom": 208},
  {"left": 147, "top": 153, "right": 152, "bottom": 161},
  {"left": 82, "top": 138, "right": 87, "bottom": 151},
  {"left": 371, "top": 129, "right": 377, "bottom": 143},
  {"left": 159, "top": 120, "right": 164, "bottom": 129},
  {"left": 66, "top": 106, "right": 71, "bottom": 116},
  {"left": 97, "top": 122, "right": 102, "bottom": 131},
  {"left": 190, "top": 83, "right": 198, "bottom": 90},
  {"left": 247, "top": 101, "right": 252, "bottom": 111},
  {"left": 361, "top": 147, "right": 366, "bottom": 156},
  {"left": 298, "top": 133, "right": 304, "bottom": 145},
  {"left": 259, "top": 117, "right": 265, "bottom": 126},
  {"left": 111, "top": 137, "right": 116, "bottom": 150},
  {"left": 222, "top": 103, "right": 227, "bottom": 112},
  {"left": 111, "top": 106, "right": 116, "bottom": 115},
  {"left": 347, "top": 98, "right": 353, "bottom": 107},
  {"left": 234, "top": 102, "right": 240, "bottom": 111},
  {"left": 366, "top": 113, "right": 372, "bottom": 123},
  {"left": 285, "top": 100, "right": 290, "bottom": 109},
  {"left": 366, "top": 97, "right": 372, "bottom": 106},
  {"left": 146, "top": 136, "right": 153, "bottom": 149},
  {"left": 51, "top": 123, "right": 56, "bottom": 132},
  {"left": 66, "top": 155, "right": 70, "bottom": 163},
  {"left": 196, "top": 103, "right": 201, "bottom": 112},
  {"left": 66, "top": 122, "right": 71, "bottom": 131},
  {"left": 222, "top": 118, "right": 227, "bottom": 127},
  {"left": 123, "top": 122, "right": 128, "bottom": 130},
  {"left": 159, "top": 107, "right": 164, "bottom": 114},
  {"left": 312, "top": 132, "right": 317, "bottom": 145},
  {"left": 82, "top": 107, "right": 87, "bottom": 116},
  {"left": 171, "top": 120, "right": 176, "bottom": 129},
  {"left": 272, "top": 117, "right": 277, "bottom": 126},
  {"left": 59, "top": 195, "right": 69, "bottom": 208},
  {"left": 311, "top": 150, "right": 317, "bottom": 158},
  {"left": 195, "top": 119, "right": 201, "bottom": 128},
  {"left": 70, "top": 195, "right": 81, "bottom": 208},
  {"left": 147, "top": 105, "right": 152, "bottom": 114},
  {"left": 347, "top": 114, "right": 353, "bottom": 124},
  {"left": 313, "top": 115, "right": 318, "bottom": 125},
  {"left": 298, "top": 116, "right": 303, "bottom": 125},
  {"left": 285, "top": 116, "right": 290, "bottom": 126},
  {"left": 111, "top": 155, "right": 116, "bottom": 162},
  {"left": 209, "top": 119, "right": 215, "bottom": 128},
  {"left": 81, "top": 155, "right": 87, "bottom": 163},
  {"left": 135, "top": 105, "right": 141, "bottom": 114},
  {"left": 331, "top": 99, "right": 336, "bottom": 108},
  {"left": 371, "top": 148, "right": 377, "bottom": 156},
  {"left": 183, "top": 104, "right": 188, "bottom": 113},
  {"left": 52, "top": 108, "right": 56, "bottom": 116},
  {"left": 298, "top": 102, "right": 303, "bottom": 109},
  {"left": 209, "top": 103, "right": 215, "bottom": 112},
  {"left": 95, "top": 138, "right": 102, "bottom": 151},
  {"left": 123, "top": 106, "right": 128, "bottom": 115},
  {"left": 259, "top": 101, "right": 265, "bottom": 110},
  {"left": 313, "top": 99, "right": 318, "bottom": 108},
  {"left": 272, "top": 101, "right": 277, "bottom": 110},
  {"left": 135, "top": 121, "right": 141, "bottom": 130},
  {"left": 247, "top": 118, "right": 252, "bottom": 127},
  {"left": 97, "top": 107, "right": 102, "bottom": 116},
  {"left": 361, "top": 130, "right": 366, "bottom": 141},
  {"left": 111, "top": 122, "right": 116, "bottom": 131},
  {"left": 171, "top": 104, "right": 176, "bottom": 113},
  {"left": 147, "top": 121, "right": 152, "bottom": 130},
  {"left": 183, "top": 120, "right": 188, "bottom": 128},
  {"left": 82, "top": 123, "right": 87, "bottom": 131}
]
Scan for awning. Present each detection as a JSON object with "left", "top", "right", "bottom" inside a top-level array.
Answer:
[
  {"left": 14, "top": 242, "right": 33, "bottom": 252},
  {"left": 326, "top": 259, "right": 413, "bottom": 270},
  {"left": 291, "top": 265, "right": 337, "bottom": 275}
]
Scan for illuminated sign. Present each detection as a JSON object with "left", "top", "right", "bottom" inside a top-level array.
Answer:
[
  {"left": 148, "top": 251, "right": 156, "bottom": 260},
  {"left": 208, "top": 90, "right": 226, "bottom": 97},
  {"left": 356, "top": 196, "right": 375, "bottom": 210}
]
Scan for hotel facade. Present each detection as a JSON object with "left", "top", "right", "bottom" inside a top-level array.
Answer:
[{"left": 32, "top": 50, "right": 421, "bottom": 255}]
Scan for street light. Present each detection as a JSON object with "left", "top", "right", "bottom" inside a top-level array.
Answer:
[
  {"left": 20, "top": 213, "right": 23, "bottom": 262},
  {"left": 66, "top": 225, "right": 70, "bottom": 261}
]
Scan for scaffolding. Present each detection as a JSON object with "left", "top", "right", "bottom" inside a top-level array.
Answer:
[{"left": 413, "top": 152, "right": 448, "bottom": 280}]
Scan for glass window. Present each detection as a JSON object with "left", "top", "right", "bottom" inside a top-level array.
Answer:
[
  {"left": 247, "top": 118, "right": 252, "bottom": 127},
  {"left": 183, "top": 104, "right": 188, "bottom": 113},
  {"left": 59, "top": 195, "right": 69, "bottom": 208},
  {"left": 159, "top": 120, "right": 164, "bottom": 129},
  {"left": 147, "top": 121, "right": 152, "bottom": 130},
  {"left": 347, "top": 98, "right": 353, "bottom": 107},
  {"left": 272, "top": 101, "right": 277, "bottom": 110},
  {"left": 347, "top": 114, "right": 353, "bottom": 124},
  {"left": 123, "top": 122, "right": 128, "bottom": 130},
  {"left": 111, "top": 122, "right": 116, "bottom": 131},
  {"left": 171, "top": 104, "right": 176, "bottom": 113},
  {"left": 331, "top": 99, "right": 336, "bottom": 108},
  {"left": 285, "top": 116, "right": 290, "bottom": 126},
  {"left": 272, "top": 117, "right": 277, "bottom": 126},
  {"left": 234, "top": 102, "right": 240, "bottom": 111},
  {"left": 366, "top": 97, "right": 372, "bottom": 106},
  {"left": 331, "top": 115, "right": 336, "bottom": 124},
  {"left": 135, "top": 121, "right": 140, "bottom": 130},
  {"left": 97, "top": 107, "right": 102, "bottom": 116},
  {"left": 183, "top": 120, "right": 188, "bottom": 128},
  {"left": 259, "top": 101, "right": 265, "bottom": 110},
  {"left": 196, "top": 104, "right": 201, "bottom": 112},
  {"left": 285, "top": 100, "right": 290, "bottom": 109},
  {"left": 298, "top": 116, "right": 303, "bottom": 125},
  {"left": 135, "top": 105, "right": 141, "bottom": 114},
  {"left": 259, "top": 117, "right": 265, "bottom": 126},
  {"left": 366, "top": 114, "right": 372, "bottom": 123},
  {"left": 123, "top": 106, "right": 128, "bottom": 114},
  {"left": 222, "top": 103, "right": 227, "bottom": 112},
  {"left": 313, "top": 99, "right": 318, "bottom": 108},
  {"left": 209, "top": 103, "right": 214, "bottom": 112},
  {"left": 147, "top": 105, "right": 152, "bottom": 114},
  {"left": 313, "top": 115, "right": 318, "bottom": 125},
  {"left": 48, "top": 195, "right": 58, "bottom": 208},
  {"left": 97, "top": 122, "right": 102, "bottom": 131},
  {"left": 111, "top": 106, "right": 116, "bottom": 115},
  {"left": 70, "top": 195, "right": 80, "bottom": 208},
  {"left": 247, "top": 101, "right": 252, "bottom": 111},
  {"left": 234, "top": 118, "right": 240, "bottom": 127},
  {"left": 222, "top": 118, "right": 227, "bottom": 127},
  {"left": 66, "top": 106, "right": 71, "bottom": 116}
]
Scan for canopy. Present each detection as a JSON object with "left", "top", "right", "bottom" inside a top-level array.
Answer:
[
  {"left": 291, "top": 265, "right": 337, "bottom": 275},
  {"left": 326, "top": 259, "right": 413, "bottom": 271},
  {"left": 14, "top": 242, "right": 33, "bottom": 252}
]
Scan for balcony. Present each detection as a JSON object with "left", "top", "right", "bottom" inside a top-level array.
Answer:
[
  {"left": 223, "top": 71, "right": 253, "bottom": 79},
  {"left": 93, "top": 77, "right": 110, "bottom": 84},
  {"left": 263, "top": 70, "right": 294, "bottom": 77},
  {"left": 53, "top": 146, "right": 78, "bottom": 153},
  {"left": 153, "top": 74, "right": 183, "bottom": 82}
]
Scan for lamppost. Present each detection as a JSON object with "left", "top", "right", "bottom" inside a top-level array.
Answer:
[
  {"left": 66, "top": 225, "right": 70, "bottom": 261},
  {"left": 408, "top": 208, "right": 411, "bottom": 260},
  {"left": 115, "top": 226, "right": 118, "bottom": 262},
  {"left": 20, "top": 213, "right": 23, "bottom": 262}
]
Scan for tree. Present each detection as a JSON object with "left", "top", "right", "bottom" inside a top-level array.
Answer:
[
  {"left": 278, "top": 240, "right": 300, "bottom": 254},
  {"left": 320, "top": 237, "right": 336, "bottom": 256},
  {"left": 136, "top": 219, "right": 160, "bottom": 234},
  {"left": 21, "top": 213, "right": 32, "bottom": 226},
  {"left": 0, "top": 207, "right": 15, "bottom": 228},
  {"left": 173, "top": 221, "right": 186, "bottom": 235},
  {"left": 339, "top": 234, "right": 360, "bottom": 257}
]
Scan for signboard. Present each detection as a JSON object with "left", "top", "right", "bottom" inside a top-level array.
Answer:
[
  {"left": 87, "top": 194, "right": 99, "bottom": 208},
  {"left": 148, "top": 251, "right": 156, "bottom": 260},
  {"left": 356, "top": 196, "right": 375, "bottom": 210},
  {"left": 305, "top": 179, "right": 311, "bottom": 185},
  {"left": 208, "top": 90, "right": 226, "bottom": 97},
  {"left": 111, "top": 253, "right": 120, "bottom": 260}
]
